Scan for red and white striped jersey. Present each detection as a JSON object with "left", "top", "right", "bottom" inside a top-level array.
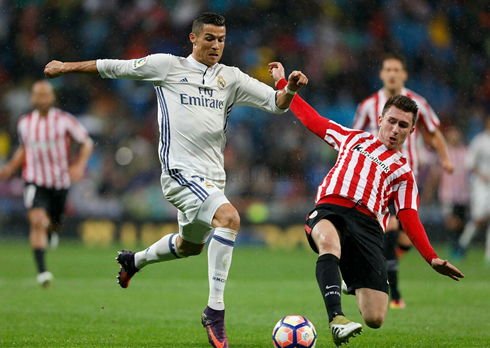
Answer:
[
  {"left": 438, "top": 145, "right": 469, "bottom": 205},
  {"left": 353, "top": 87, "right": 440, "bottom": 177},
  {"left": 17, "top": 107, "right": 89, "bottom": 189},
  {"left": 290, "top": 94, "right": 419, "bottom": 231}
]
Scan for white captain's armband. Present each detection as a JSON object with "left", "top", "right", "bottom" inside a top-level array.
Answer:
[{"left": 132, "top": 57, "right": 148, "bottom": 69}]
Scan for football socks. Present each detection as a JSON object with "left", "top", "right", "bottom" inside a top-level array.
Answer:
[
  {"left": 458, "top": 221, "right": 477, "bottom": 250},
  {"left": 134, "top": 233, "right": 183, "bottom": 269},
  {"left": 207, "top": 227, "right": 237, "bottom": 311},
  {"left": 33, "top": 248, "right": 46, "bottom": 274},
  {"left": 384, "top": 230, "right": 401, "bottom": 300},
  {"left": 316, "top": 253, "right": 344, "bottom": 322}
]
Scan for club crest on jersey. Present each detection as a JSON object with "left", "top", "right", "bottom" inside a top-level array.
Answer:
[
  {"left": 133, "top": 57, "right": 148, "bottom": 69},
  {"left": 205, "top": 181, "right": 214, "bottom": 189},
  {"left": 217, "top": 75, "right": 226, "bottom": 89}
]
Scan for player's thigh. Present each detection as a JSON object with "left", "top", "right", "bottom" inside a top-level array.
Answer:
[
  {"left": 178, "top": 210, "right": 214, "bottom": 245},
  {"left": 161, "top": 170, "right": 227, "bottom": 224},
  {"left": 355, "top": 288, "right": 388, "bottom": 328},
  {"left": 311, "top": 219, "right": 341, "bottom": 257},
  {"left": 27, "top": 208, "right": 50, "bottom": 229},
  {"left": 24, "top": 184, "right": 50, "bottom": 228}
]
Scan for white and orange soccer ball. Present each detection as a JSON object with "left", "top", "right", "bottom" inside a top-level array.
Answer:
[{"left": 272, "top": 315, "right": 317, "bottom": 348}]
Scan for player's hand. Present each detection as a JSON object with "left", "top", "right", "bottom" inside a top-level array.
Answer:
[
  {"left": 268, "top": 62, "right": 286, "bottom": 87},
  {"left": 287, "top": 70, "right": 308, "bottom": 92},
  {"left": 44, "top": 60, "right": 65, "bottom": 79},
  {"left": 442, "top": 158, "right": 454, "bottom": 174},
  {"left": 431, "top": 258, "right": 465, "bottom": 281},
  {"left": 69, "top": 164, "right": 85, "bottom": 183}
]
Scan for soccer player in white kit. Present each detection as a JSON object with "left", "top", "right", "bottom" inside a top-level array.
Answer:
[
  {"left": 44, "top": 12, "right": 307, "bottom": 347},
  {"left": 352, "top": 53, "right": 454, "bottom": 309},
  {"left": 0, "top": 80, "right": 93, "bottom": 287},
  {"left": 270, "top": 62, "right": 463, "bottom": 346},
  {"left": 456, "top": 115, "right": 490, "bottom": 264}
]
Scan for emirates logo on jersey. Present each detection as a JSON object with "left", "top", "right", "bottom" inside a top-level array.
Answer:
[{"left": 352, "top": 144, "right": 390, "bottom": 173}]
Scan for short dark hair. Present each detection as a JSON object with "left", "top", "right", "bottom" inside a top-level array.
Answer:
[
  {"left": 381, "top": 53, "right": 407, "bottom": 71},
  {"left": 192, "top": 12, "right": 225, "bottom": 35},
  {"left": 382, "top": 95, "right": 418, "bottom": 126}
]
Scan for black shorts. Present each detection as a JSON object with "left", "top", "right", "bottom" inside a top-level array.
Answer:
[
  {"left": 24, "top": 183, "right": 68, "bottom": 224},
  {"left": 305, "top": 203, "right": 388, "bottom": 295},
  {"left": 452, "top": 204, "right": 467, "bottom": 220}
]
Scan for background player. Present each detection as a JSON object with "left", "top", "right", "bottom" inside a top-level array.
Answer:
[
  {"left": 270, "top": 62, "right": 464, "bottom": 346},
  {"left": 352, "top": 53, "right": 454, "bottom": 308},
  {"left": 0, "top": 80, "right": 93, "bottom": 287},
  {"left": 44, "top": 12, "right": 307, "bottom": 348},
  {"left": 456, "top": 115, "right": 490, "bottom": 264},
  {"left": 422, "top": 126, "right": 469, "bottom": 251}
]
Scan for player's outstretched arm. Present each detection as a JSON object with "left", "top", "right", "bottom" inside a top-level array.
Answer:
[
  {"left": 427, "top": 128, "right": 454, "bottom": 174},
  {"left": 274, "top": 69, "right": 308, "bottom": 109},
  {"left": 269, "top": 62, "right": 333, "bottom": 139},
  {"left": 398, "top": 209, "right": 464, "bottom": 281},
  {"left": 430, "top": 258, "right": 465, "bottom": 281},
  {"left": 0, "top": 145, "right": 25, "bottom": 180},
  {"left": 44, "top": 60, "right": 98, "bottom": 79}
]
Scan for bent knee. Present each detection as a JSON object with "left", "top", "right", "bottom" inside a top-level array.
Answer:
[
  {"left": 177, "top": 244, "right": 205, "bottom": 257},
  {"left": 213, "top": 204, "right": 240, "bottom": 230},
  {"left": 364, "top": 315, "right": 384, "bottom": 329},
  {"left": 29, "top": 212, "right": 49, "bottom": 230}
]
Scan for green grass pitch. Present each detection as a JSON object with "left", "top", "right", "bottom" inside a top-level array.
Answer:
[{"left": 0, "top": 240, "right": 489, "bottom": 347}]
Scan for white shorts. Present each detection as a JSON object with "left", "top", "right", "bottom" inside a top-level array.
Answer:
[
  {"left": 470, "top": 180, "right": 490, "bottom": 221},
  {"left": 161, "top": 169, "right": 230, "bottom": 244}
]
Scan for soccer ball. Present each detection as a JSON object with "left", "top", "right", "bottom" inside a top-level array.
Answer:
[{"left": 272, "top": 315, "right": 317, "bottom": 348}]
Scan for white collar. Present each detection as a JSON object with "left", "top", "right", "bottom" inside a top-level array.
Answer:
[{"left": 186, "top": 55, "right": 216, "bottom": 72}]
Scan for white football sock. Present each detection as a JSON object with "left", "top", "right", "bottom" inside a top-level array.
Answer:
[
  {"left": 207, "top": 227, "right": 237, "bottom": 311},
  {"left": 458, "top": 221, "right": 477, "bottom": 249},
  {"left": 134, "top": 233, "right": 184, "bottom": 269}
]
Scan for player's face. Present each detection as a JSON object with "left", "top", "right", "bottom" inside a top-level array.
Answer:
[
  {"left": 31, "top": 81, "right": 55, "bottom": 113},
  {"left": 377, "top": 106, "right": 415, "bottom": 151},
  {"left": 380, "top": 59, "right": 407, "bottom": 92},
  {"left": 190, "top": 24, "right": 226, "bottom": 67}
]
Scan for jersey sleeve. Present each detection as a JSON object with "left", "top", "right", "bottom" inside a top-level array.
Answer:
[
  {"left": 96, "top": 54, "right": 172, "bottom": 84},
  {"left": 232, "top": 68, "right": 286, "bottom": 114},
  {"left": 64, "top": 113, "right": 89, "bottom": 143},
  {"left": 16, "top": 117, "right": 26, "bottom": 145},
  {"left": 353, "top": 101, "right": 370, "bottom": 130},
  {"left": 415, "top": 97, "right": 440, "bottom": 134},
  {"left": 398, "top": 209, "right": 438, "bottom": 264},
  {"left": 392, "top": 171, "right": 419, "bottom": 213}
]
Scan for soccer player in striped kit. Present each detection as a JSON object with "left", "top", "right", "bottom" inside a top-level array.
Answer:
[
  {"left": 0, "top": 80, "right": 93, "bottom": 287},
  {"left": 352, "top": 53, "right": 454, "bottom": 309},
  {"left": 44, "top": 12, "right": 307, "bottom": 348},
  {"left": 270, "top": 62, "right": 463, "bottom": 346}
]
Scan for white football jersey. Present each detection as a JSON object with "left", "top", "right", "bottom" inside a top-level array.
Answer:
[
  {"left": 97, "top": 54, "right": 285, "bottom": 180},
  {"left": 466, "top": 130, "right": 490, "bottom": 185}
]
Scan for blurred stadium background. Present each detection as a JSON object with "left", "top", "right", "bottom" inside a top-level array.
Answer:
[{"left": 0, "top": 0, "right": 488, "bottom": 248}]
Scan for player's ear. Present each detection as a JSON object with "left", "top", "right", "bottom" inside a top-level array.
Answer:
[
  {"left": 189, "top": 32, "right": 196, "bottom": 46},
  {"left": 377, "top": 115, "right": 383, "bottom": 127}
]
